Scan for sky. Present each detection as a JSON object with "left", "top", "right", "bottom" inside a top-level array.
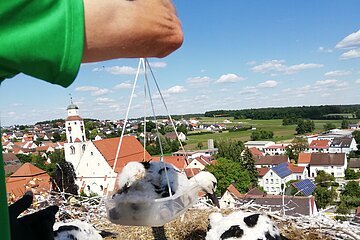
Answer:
[{"left": 1, "top": 0, "right": 360, "bottom": 126}]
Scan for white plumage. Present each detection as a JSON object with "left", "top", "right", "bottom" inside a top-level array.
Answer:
[
  {"left": 53, "top": 220, "right": 113, "bottom": 240},
  {"left": 206, "top": 211, "right": 285, "bottom": 240}
]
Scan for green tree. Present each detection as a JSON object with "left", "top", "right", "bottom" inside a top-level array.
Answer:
[
  {"left": 241, "top": 148, "right": 258, "bottom": 187},
  {"left": 313, "top": 170, "right": 338, "bottom": 209},
  {"left": 250, "top": 130, "right": 274, "bottom": 141},
  {"left": 52, "top": 132, "right": 61, "bottom": 142},
  {"left": 47, "top": 150, "right": 78, "bottom": 195},
  {"left": 89, "top": 129, "right": 99, "bottom": 140},
  {"left": 16, "top": 154, "right": 32, "bottom": 164},
  {"left": 345, "top": 168, "right": 360, "bottom": 180},
  {"left": 296, "top": 119, "right": 315, "bottom": 134},
  {"left": 284, "top": 138, "right": 309, "bottom": 163},
  {"left": 140, "top": 121, "right": 157, "bottom": 132},
  {"left": 215, "top": 139, "right": 244, "bottom": 162},
  {"left": 206, "top": 158, "right": 251, "bottom": 196},
  {"left": 197, "top": 142, "right": 204, "bottom": 150},
  {"left": 352, "top": 130, "right": 360, "bottom": 148},
  {"left": 341, "top": 119, "right": 350, "bottom": 129},
  {"left": 171, "top": 140, "right": 180, "bottom": 152},
  {"left": 323, "top": 123, "right": 337, "bottom": 131},
  {"left": 177, "top": 124, "right": 188, "bottom": 135}
]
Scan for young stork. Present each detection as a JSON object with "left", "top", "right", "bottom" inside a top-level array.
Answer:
[
  {"left": 108, "top": 161, "right": 219, "bottom": 221},
  {"left": 206, "top": 211, "right": 287, "bottom": 240},
  {"left": 53, "top": 220, "right": 116, "bottom": 240}
]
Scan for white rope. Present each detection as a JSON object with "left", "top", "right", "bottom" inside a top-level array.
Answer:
[
  {"left": 144, "top": 60, "right": 173, "bottom": 197},
  {"left": 105, "top": 59, "right": 143, "bottom": 197}
]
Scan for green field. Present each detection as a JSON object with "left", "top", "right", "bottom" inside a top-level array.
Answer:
[{"left": 185, "top": 117, "right": 357, "bottom": 150}]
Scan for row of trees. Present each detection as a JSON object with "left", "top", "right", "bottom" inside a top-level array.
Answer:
[
  {"left": 205, "top": 105, "right": 360, "bottom": 120},
  {"left": 250, "top": 130, "right": 274, "bottom": 141}
]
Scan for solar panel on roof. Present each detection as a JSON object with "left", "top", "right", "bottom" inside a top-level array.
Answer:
[
  {"left": 293, "top": 179, "right": 316, "bottom": 196},
  {"left": 272, "top": 162, "right": 292, "bottom": 178}
]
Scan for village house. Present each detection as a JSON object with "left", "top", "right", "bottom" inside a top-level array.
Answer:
[
  {"left": 298, "top": 152, "right": 347, "bottom": 178},
  {"left": 164, "top": 131, "right": 186, "bottom": 142},
  {"left": 306, "top": 140, "right": 330, "bottom": 153},
  {"left": 244, "top": 141, "right": 275, "bottom": 151},
  {"left": 5, "top": 163, "right": 51, "bottom": 202},
  {"left": 172, "top": 148, "right": 218, "bottom": 160},
  {"left": 186, "top": 155, "right": 214, "bottom": 170},
  {"left": 219, "top": 184, "right": 242, "bottom": 209},
  {"left": 329, "top": 137, "right": 358, "bottom": 155},
  {"left": 258, "top": 162, "right": 306, "bottom": 195},
  {"left": 263, "top": 144, "right": 288, "bottom": 156},
  {"left": 254, "top": 155, "right": 289, "bottom": 168},
  {"left": 2, "top": 152, "right": 22, "bottom": 175},
  {"left": 348, "top": 158, "right": 360, "bottom": 172}
]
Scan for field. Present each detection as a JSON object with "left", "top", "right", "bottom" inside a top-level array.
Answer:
[{"left": 184, "top": 117, "right": 356, "bottom": 150}]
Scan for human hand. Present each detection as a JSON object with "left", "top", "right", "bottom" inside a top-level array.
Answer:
[{"left": 9, "top": 191, "right": 59, "bottom": 240}]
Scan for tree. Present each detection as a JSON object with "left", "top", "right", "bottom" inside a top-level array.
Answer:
[
  {"left": 16, "top": 154, "right": 32, "bottom": 164},
  {"left": 352, "top": 130, "right": 360, "bottom": 147},
  {"left": 140, "top": 121, "right": 157, "bottom": 132},
  {"left": 341, "top": 119, "right": 350, "bottom": 129},
  {"left": 215, "top": 139, "right": 244, "bottom": 162},
  {"left": 206, "top": 158, "right": 251, "bottom": 196},
  {"left": 313, "top": 170, "right": 338, "bottom": 209},
  {"left": 171, "top": 140, "right": 180, "bottom": 152},
  {"left": 177, "top": 124, "right": 188, "bottom": 135},
  {"left": 323, "top": 123, "right": 336, "bottom": 131},
  {"left": 296, "top": 119, "right": 315, "bottom": 134},
  {"left": 241, "top": 148, "right": 258, "bottom": 187},
  {"left": 250, "top": 130, "right": 274, "bottom": 141},
  {"left": 47, "top": 150, "right": 78, "bottom": 195},
  {"left": 52, "top": 132, "right": 61, "bottom": 142},
  {"left": 89, "top": 129, "right": 98, "bottom": 140},
  {"left": 345, "top": 168, "right": 360, "bottom": 180},
  {"left": 197, "top": 142, "right": 204, "bottom": 150},
  {"left": 284, "top": 137, "right": 309, "bottom": 163}
]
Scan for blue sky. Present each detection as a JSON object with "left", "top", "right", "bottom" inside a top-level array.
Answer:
[{"left": 1, "top": 0, "right": 360, "bottom": 126}]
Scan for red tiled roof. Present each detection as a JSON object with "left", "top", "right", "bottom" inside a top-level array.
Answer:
[
  {"left": 257, "top": 167, "right": 269, "bottom": 177},
  {"left": 11, "top": 163, "right": 46, "bottom": 177},
  {"left": 246, "top": 187, "right": 265, "bottom": 196},
  {"left": 66, "top": 116, "right": 83, "bottom": 121},
  {"left": 151, "top": 156, "right": 188, "bottom": 170},
  {"left": 226, "top": 184, "right": 242, "bottom": 198},
  {"left": 309, "top": 140, "right": 330, "bottom": 149},
  {"left": 249, "top": 147, "right": 264, "bottom": 156},
  {"left": 74, "top": 138, "right": 81, "bottom": 143},
  {"left": 255, "top": 155, "right": 288, "bottom": 165},
  {"left": 310, "top": 153, "right": 346, "bottom": 166},
  {"left": 93, "top": 136, "right": 151, "bottom": 173},
  {"left": 288, "top": 164, "right": 305, "bottom": 173},
  {"left": 265, "top": 145, "right": 286, "bottom": 149},
  {"left": 185, "top": 168, "right": 201, "bottom": 178},
  {"left": 298, "top": 153, "right": 312, "bottom": 164}
]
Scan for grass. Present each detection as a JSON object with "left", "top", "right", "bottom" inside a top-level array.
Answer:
[{"left": 184, "top": 117, "right": 358, "bottom": 150}]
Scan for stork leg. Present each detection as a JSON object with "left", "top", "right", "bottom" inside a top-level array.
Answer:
[{"left": 151, "top": 226, "right": 167, "bottom": 240}]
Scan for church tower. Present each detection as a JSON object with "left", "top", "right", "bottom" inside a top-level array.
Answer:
[{"left": 64, "top": 100, "right": 87, "bottom": 169}]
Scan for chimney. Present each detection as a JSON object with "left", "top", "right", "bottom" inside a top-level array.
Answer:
[{"left": 208, "top": 139, "right": 214, "bottom": 149}]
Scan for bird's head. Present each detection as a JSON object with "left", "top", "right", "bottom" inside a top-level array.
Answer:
[
  {"left": 191, "top": 171, "right": 220, "bottom": 208},
  {"left": 117, "top": 161, "right": 146, "bottom": 191}
]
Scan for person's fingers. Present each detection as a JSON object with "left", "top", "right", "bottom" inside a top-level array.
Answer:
[{"left": 8, "top": 192, "right": 33, "bottom": 219}]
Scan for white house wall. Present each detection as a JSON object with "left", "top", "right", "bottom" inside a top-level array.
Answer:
[{"left": 220, "top": 191, "right": 237, "bottom": 209}]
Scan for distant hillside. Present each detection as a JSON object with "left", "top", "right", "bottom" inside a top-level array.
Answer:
[{"left": 205, "top": 105, "right": 360, "bottom": 120}]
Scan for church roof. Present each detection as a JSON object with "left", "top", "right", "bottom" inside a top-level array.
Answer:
[
  {"left": 67, "top": 103, "right": 79, "bottom": 110},
  {"left": 66, "top": 116, "right": 83, "bottom": 121},
  {"left": 93, "top": 136, "right": 152, "bottom": 173}
]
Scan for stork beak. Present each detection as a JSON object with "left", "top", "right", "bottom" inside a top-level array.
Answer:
[{"left": 207, "top": 192, "right": 220, "bottom": 208}]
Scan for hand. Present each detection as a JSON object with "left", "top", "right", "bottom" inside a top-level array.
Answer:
[
  {"left": 82, "top": 0, "right": 183, "bottom": 62},
  {"left": 9, "top": 191, "right": 59, "bottom": 240}
]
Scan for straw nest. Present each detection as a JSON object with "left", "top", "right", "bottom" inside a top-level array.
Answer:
[{"left": 94, "top": 209, "right": 331, "bottom": 240}]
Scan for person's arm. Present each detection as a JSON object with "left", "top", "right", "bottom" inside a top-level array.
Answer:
[{"left": 82, "top": 0, "right": 183, "bottom": 62}]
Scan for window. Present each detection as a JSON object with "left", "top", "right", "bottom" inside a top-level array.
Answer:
[
  {"left": 70, "top": 145, "right": 75, "bottom": 155},
  {"left": 91, "top": 152, "right": 93, "bottom": 156},
  {"left": 270, "top": 172, "right": 273, "bottom": 176},
  {"left": 276, "top": 179, "right": 279, "bottom": 184},
  {"left": 87, "top": 185, "right": 90, "bottom": 191},
  {"left": 100, "top": 185, "right": 104, "bottom": 191},
  {"left": 270, "top": 179, "right": 273, "bottom": 184},
  {"left": 82, "top": 136, "right": 85, "bottom": 141},
  {"left": 266, "top": 179, "right": 269, "bottom": 184},
  {"left": 312, "top": 172, "right": 315, "bottom": 177},
  {"left": 82, "top": 144, "right": 86, "bottom": 152},
  {"left": 68, "top": 126, "right": 72, "bottom": 132},
  {"left": 81, "top": 126, "right": 84, "bottom": 131},
  {"left": 70, "top": 136, "right": 73, "bottom": 143},
  {"left": 75, "top": 122, "right": 77, "bottom": 125}
]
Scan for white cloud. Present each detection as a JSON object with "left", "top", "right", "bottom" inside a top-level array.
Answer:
[
  {"left": 246, "top": 60, "right": 257, "bottom": 66},
  {"left": 7, "top": 112, "right": 16, "bottom": 116},
  {"left": 216, "top": 74, "right": 245, "bottom": 83},
  {"left": 240, "top": 86, "right": 258, "bottom": 94},
  {"left": 76, "top": 86, "right": 99, "bottom": 92},
  {"left": 251, "top": 60, "right": 323, "bottom": 74},
  {"left": 92, "top": 89, "right": 110, "bottom": 96},
  {"left": 94, "top": 97, "right": 115, "bottom": 103},
  {"left": 163, "top": 85, "right": 187, "bottom": 94},
  {"left": 186, "top": 76, "right": 211, "bottom": 86},
  {"left": 104, "top": 66, "right": 139, "bottom": 75},
  {"left": 336, "top": 29, "right": 360, "bottom": 49},
  {"left": 321, "top": 93, "right": 331, "bottom": 97},
  {"left": 318, "top": 46, "right": 333, "bottom": 53},
  {"left": 356, "top": 79, "right": 360, "bottom": 84},
  {"left": 340, "top": 48, "right": 360, "bottom": 60},
  {"left": 257, "top": 80, "right": 278, "bottom": 88},
  {"left": 149, "top": 62, "right": 167, "bottom": 68},
  {"left": 324, "top": 70, "right": 352, "bottom": 77},
  {"left": 315, "top": 79, "right": 339, "bottom": 85},
  {"left": 114, "top": 82, "right": 133, "bottom": 89}
]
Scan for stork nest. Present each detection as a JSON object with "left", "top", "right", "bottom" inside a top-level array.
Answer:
[{"left": 94, "top": 209, "right": 331, "bottom": 240}]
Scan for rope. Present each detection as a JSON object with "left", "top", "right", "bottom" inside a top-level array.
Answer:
[
  {"left": 144, "top": 60, "right": 173, "bottom": 197},
  {"left": 105, "top": 59, "right": 143, "bottom": 197}
]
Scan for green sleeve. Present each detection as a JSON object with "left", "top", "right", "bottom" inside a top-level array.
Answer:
[{"left": 0, "top": 0, "right": 84, "bottom": 88}]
